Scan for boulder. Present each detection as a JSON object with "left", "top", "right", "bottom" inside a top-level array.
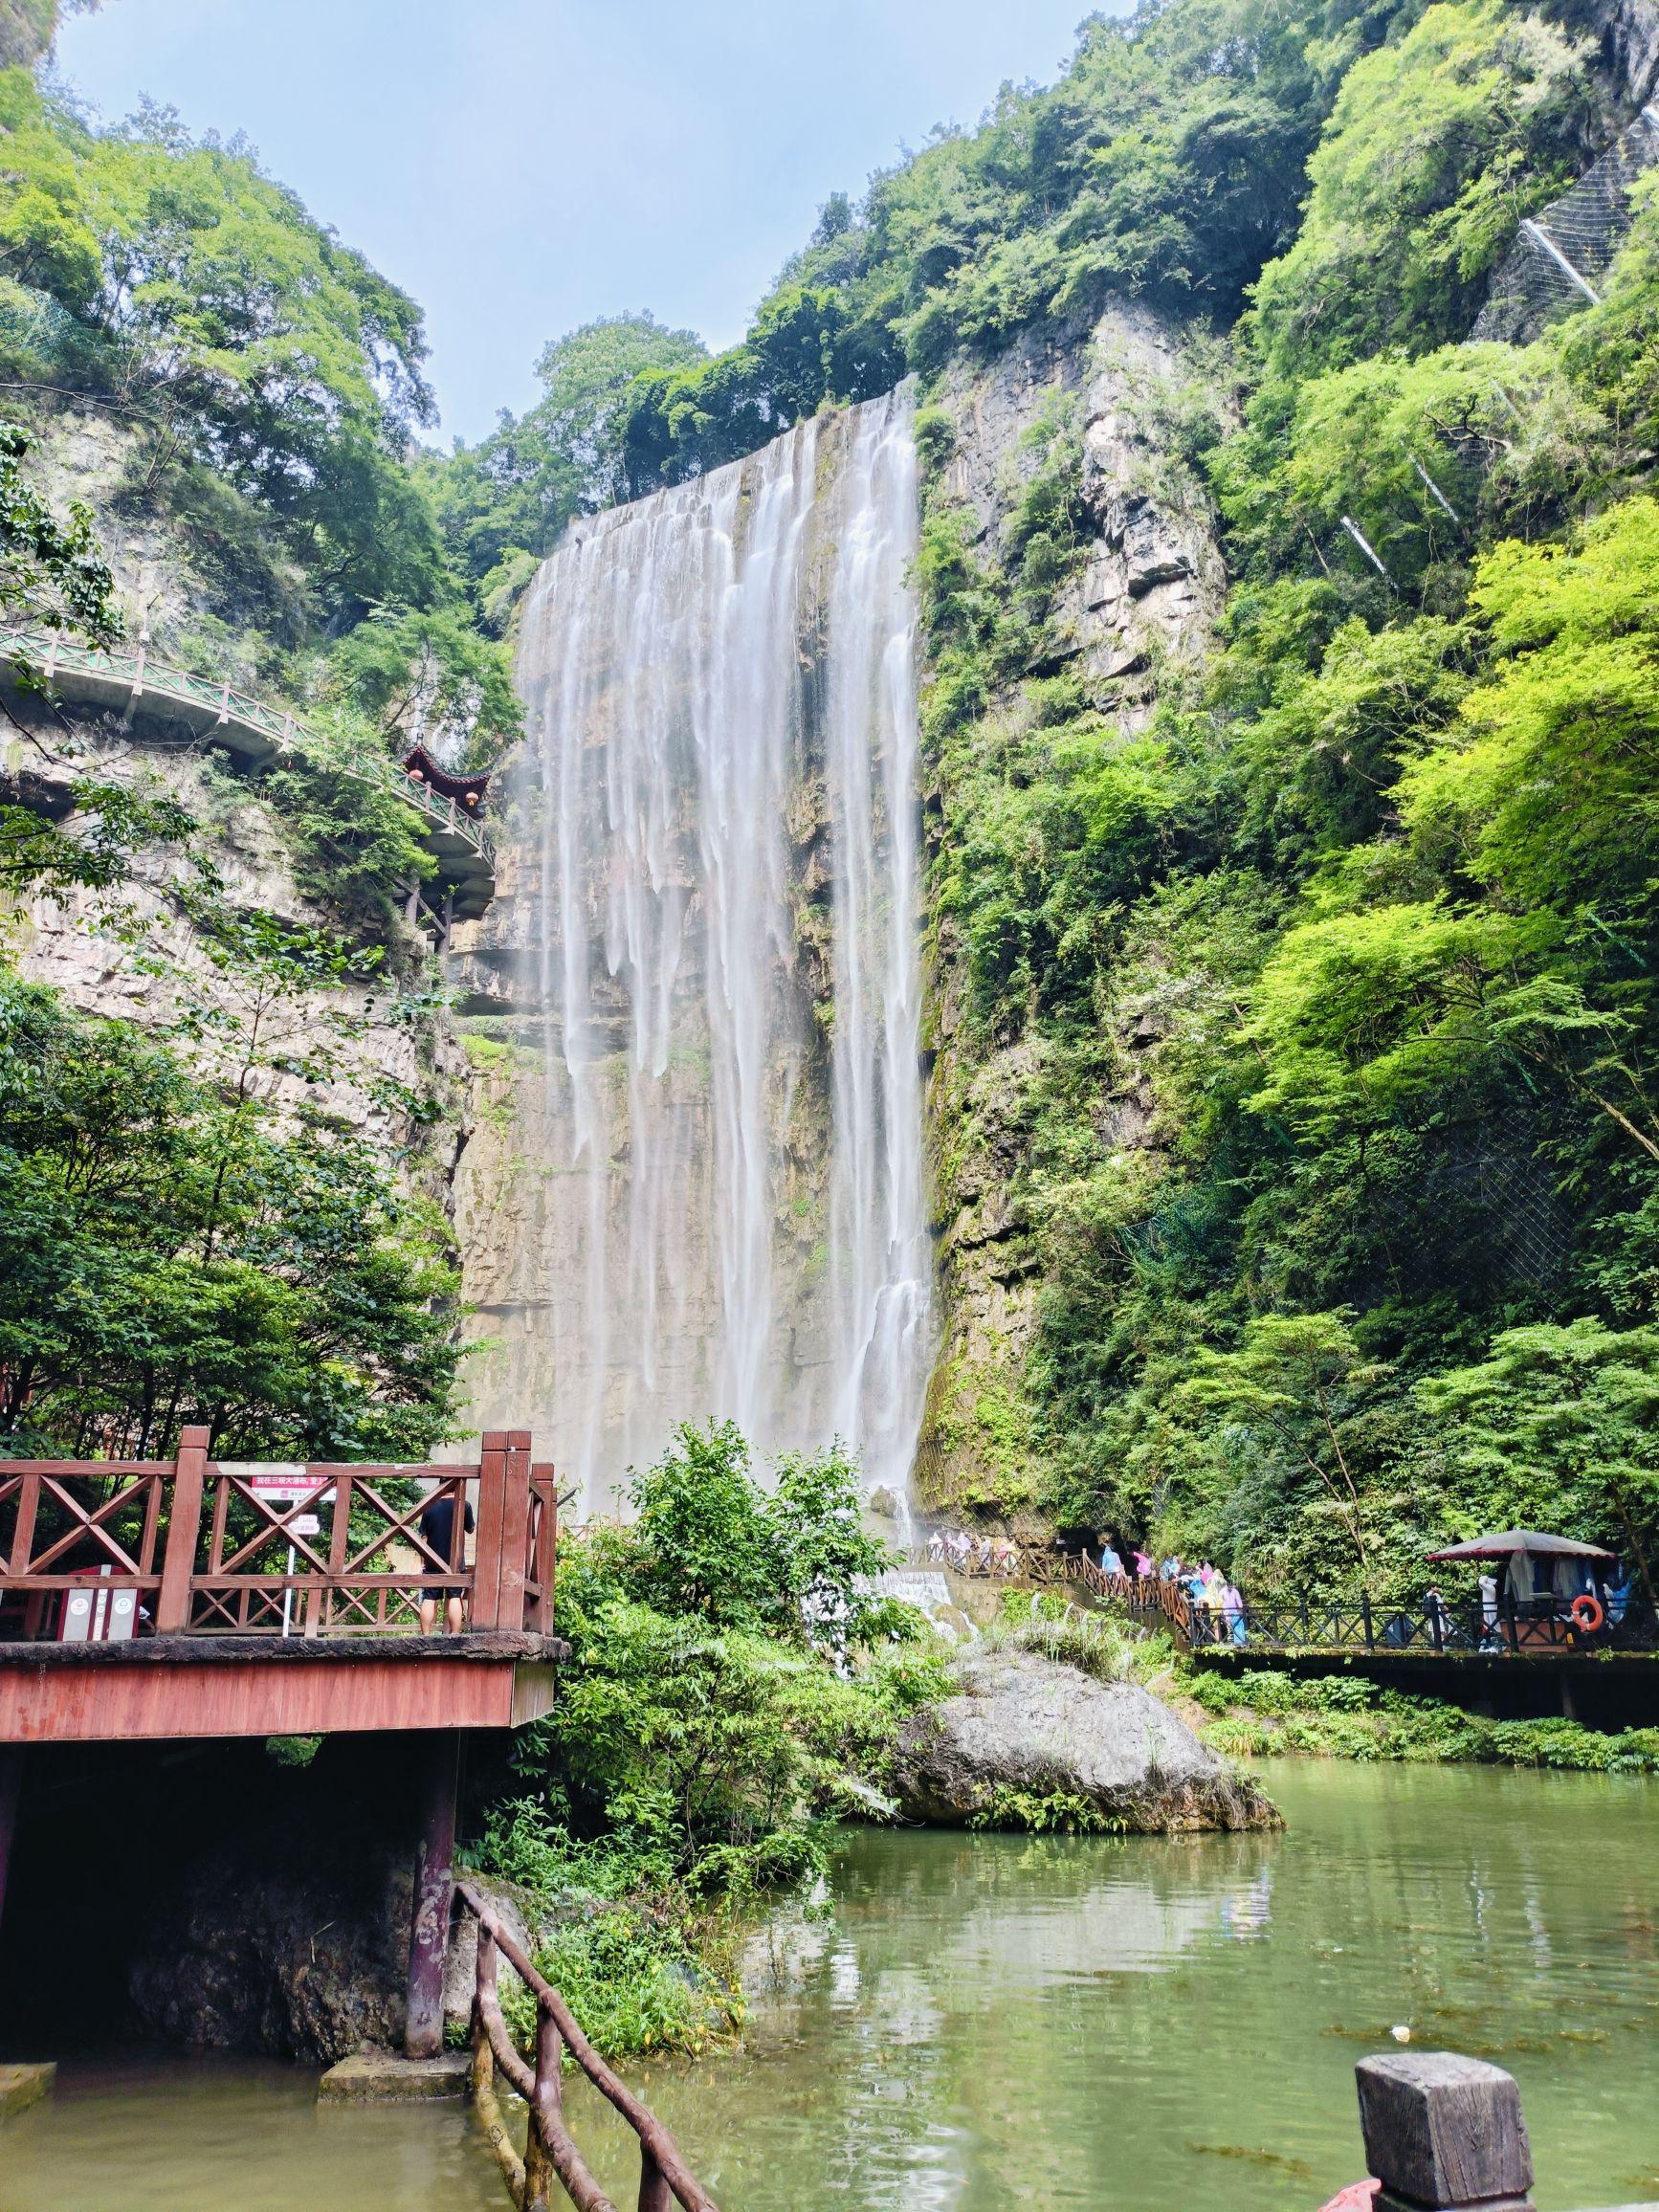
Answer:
[{"left": 893, "top": 1648, "right": 1280, "bottom": 1833}]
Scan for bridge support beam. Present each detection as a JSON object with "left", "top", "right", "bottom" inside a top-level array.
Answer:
[
  {"left": 405, "top": 1729, "right": 460, "bottom": 2059},
  {"left": 0, "top": 1745, "right": 22, "bottom": 1954}
]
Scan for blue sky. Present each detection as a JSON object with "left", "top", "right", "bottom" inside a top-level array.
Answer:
[{"left": 55, "top": 0, "right": 1106, "bottom": 445}]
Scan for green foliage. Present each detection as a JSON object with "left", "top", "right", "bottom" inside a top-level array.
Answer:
[
  {"left": 320, "top": 603, "right": 520, "bottom": 767},
  {"left": 1250, "top": 0, "right": 1586, "bottom": 384},
  {"left": 606, "top": 0, "right": 1423, "bottom": 490},
  {"left": 0, "top": 80, "right": 442, "bottom": 614},
  {"left": 260, "top": 710, "right": 435, "bottom": 935},
  {"left": 0, "top": 415, "right": 118, "bottom": 636},
  {"left": 616, "top": 1419, "right": 893, "bottom": 1638},
  {"left": 1186, "top": 1665, "right": 1659, "bottom": 1771},
  {"left": 1422, "top": 1318, "right": 1659, "bottom": 1589},
  {"left": 967, "top": 1784, "right": 1128, "bottom": 1835},
  {"left": 430, "top": 312, "right": 705, "bottom": 587},
  {"left": 0, "top": 961, "right": 461, "bottom": 1457},
  {"left": 0, "top": 773, "right": 195, "bottom": 895},
  {"left": 471, "top": 1425, "right": 944, "bottom": 2060},
  {"left": 987, "top": 1594, "right": 1141, "bottom": 1682}
]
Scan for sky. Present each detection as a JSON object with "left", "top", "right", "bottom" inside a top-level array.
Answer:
[{"left": 54, "top": 0, "right": 1105, "bottom": 445}]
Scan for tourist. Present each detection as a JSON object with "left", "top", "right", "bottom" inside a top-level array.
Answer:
[
  {"left": 1225, "top": 1581, "right": 1248, "bottom": 1646},
  {"left": 1425, "top": 1583, "right": 1450, "bottom": 1643},
  {"left": 1100, "top": 1537, "right": 1123, "bottom": 1579},
  {"left": 1134, "top": 1548, "right": 1153, "bottom": 1580},
  {"left": 1606, "top": 1563, "right": 1633, "bottom": 1627},
  {"left": 418, "top": 1483, "right": 475, "bottom": 1635},
  {"left": 1478, "top": 1571, "right": 1498, "bottom": 1636},
  {"left": 926, "top": 1528, "right": 945, "bottom": 1565}
]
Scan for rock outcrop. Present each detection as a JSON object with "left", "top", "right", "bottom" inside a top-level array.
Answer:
[{"left": 894, "top": 1648, "right": 1279, "bottom": 1833}]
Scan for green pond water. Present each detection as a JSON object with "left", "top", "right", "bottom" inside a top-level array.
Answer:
[{"left": 3, "top": 1760, "right": 1655, "bottom": 2212}]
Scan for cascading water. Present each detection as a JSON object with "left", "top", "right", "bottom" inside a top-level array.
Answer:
[{"left": 461, "top": 389, "right": 933, "bottom": 1510}]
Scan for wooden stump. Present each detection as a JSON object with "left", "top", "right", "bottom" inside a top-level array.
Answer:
[{"left": 1356, "top": 2051, "right": 1535, "bottom": 2212}]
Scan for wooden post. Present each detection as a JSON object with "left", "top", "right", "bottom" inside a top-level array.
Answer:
[
  {"left": 523, "top": 2006, "right": 561, "bottom": 2212},
  {"left": 638, "top": 2152, "right": 672, "bottom": 2212},
  {"left": 470, "top": 1433, "right": 508, "bottom": 1630},
  {"left": 495, "top": 1431, "right": 533, "bottom": 1633},
  {"left": 1356, "top": 2051, "right": 1535, "bottom": 2211},
  {"left": 156, "top": 1426, "right": 210, "bottom": 1634},
  {"left": 405, "top": 1728, "right": 460, "bottom": 2060},
  {"left": 0, "top": 1746, "right": 22, "bottom": 1951},
  {"left": 527, "top": 1465, "right": 559, "bottom": 1633}
]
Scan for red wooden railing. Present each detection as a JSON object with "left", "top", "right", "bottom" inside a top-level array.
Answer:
[
  {"left": 0, "top": 1427, "right": 556, "bottom": 1640},
  {"left": 459, "top": 1882, "right": 719, "bottom": 2212}
]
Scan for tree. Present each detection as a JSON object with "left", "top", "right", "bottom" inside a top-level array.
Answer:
[
  {"left": 0, "top": 963, "right": 461, "bottom": 1457},
  {"left": 1423, "top": 1318, "right": 1659, "bottom": 1602},
  {"left": 0, "top": 83, "right": 444, "bottom": 613},
  {"left": 1250, "top": 0, "right": 1587, "bottom": 384},
  {"left": 0, "top": 415, "right": 118, "bottom": 639},
  {"left": 321, "top": 603, "right": 520, "bottom": 767},
  {"left": 1179, "top": 1311, "right": 1390, "bottom": 1583},
  {"left": 431, "top": 312, "right": 706, "bottom": 586}
]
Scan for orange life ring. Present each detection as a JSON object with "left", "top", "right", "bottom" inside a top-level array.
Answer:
[{"left": 1570, "top": 1593, "right": 1604, "bottom": 1633}]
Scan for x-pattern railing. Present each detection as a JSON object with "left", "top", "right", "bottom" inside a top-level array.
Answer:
[{"left": 0, "top": 1427, "right": 555, "bottom": 1641}]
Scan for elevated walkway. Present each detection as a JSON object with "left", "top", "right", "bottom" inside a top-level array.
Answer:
[
  {"left": 1, "top": 629, "right": 497, "bottom": 920},
  {"left": 1472, "top": 105, "right": 1659, "bottom": 343}
]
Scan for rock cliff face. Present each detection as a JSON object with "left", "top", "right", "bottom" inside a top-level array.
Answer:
[
  {"left": 916, "top": 301, "right": 1229, "bottom": 1520},
  {"left": 2, "top": 716, "right": 467, "bottom": 1191},
  {"left": 0, "top": 409, "right": 469, "bottom": 1220}
]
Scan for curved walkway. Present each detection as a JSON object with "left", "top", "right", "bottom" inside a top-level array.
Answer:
[{"left": 2, "top": 629, "right": 497, "bottom": 920}]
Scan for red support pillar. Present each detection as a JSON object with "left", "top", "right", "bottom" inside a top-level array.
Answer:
[
  {"left": 405, "top": 1728, "right": 460, "bottom": 2059},
  {"left": 0, "top": 1745, "right": 22, "bottom": 1956}
]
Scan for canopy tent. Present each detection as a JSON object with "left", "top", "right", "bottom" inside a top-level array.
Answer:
[{"left": 1425, "top": 1531, "right": 1613, "bottom": 1561}]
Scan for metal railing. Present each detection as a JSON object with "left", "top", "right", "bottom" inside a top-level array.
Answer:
[
  {"left": 0, "top": 1427, "right": 555, "bottom": 1640},
  {"left": 460, "top": 1881, "right": 719, "bottom": 2212},
  {"left": 1, "top": 627, "right": 497, "bottom": 873},
  {"left": 907, "top": 1539, "right": 1659, "bottom": 1656}
]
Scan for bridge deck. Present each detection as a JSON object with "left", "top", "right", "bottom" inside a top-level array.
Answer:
[{"left": 0, "top": 1627, "right": 563, "bottom": 1742}]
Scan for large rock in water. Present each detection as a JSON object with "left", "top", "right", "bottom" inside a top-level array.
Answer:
[{"left": 894, "top": 1649, "right": 1279, "bottom": 1833}]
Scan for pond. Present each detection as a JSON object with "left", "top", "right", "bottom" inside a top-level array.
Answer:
[{"left": 4, "top": 1761, "right": 1655, "bottom": 2211}]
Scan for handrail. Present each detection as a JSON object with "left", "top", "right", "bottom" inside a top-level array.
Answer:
[
  {"left": 456, "top": 1880, "right": 719, "bottom": 2212},
  {"left": 0, "top": 1426, "right": 557, "bottom": 1640},
  {"left": 0, "top": 627, "right": 497, "bottom": 874},
  {"left": 906, "top": 1541, "right": 1658, "bottom": 1656}
]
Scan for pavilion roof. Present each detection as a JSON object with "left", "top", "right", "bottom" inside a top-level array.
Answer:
[
  {"left": 401, "top": 744, "right": 491, "bottom": 807},
  {"left": 1425, "top": 1530, "right": 1614, "bottom": 1561}
]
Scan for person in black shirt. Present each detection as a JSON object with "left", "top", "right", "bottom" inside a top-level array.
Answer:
[{"left": 418, "top": 1487, "right": 475, "bottom": 1634}]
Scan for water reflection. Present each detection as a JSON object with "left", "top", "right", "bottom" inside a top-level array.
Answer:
[
  {"left": 3, "top": 1765, "right": 1655, "bottom": 2212},
  {"left": 570, "top": 1763, "right": 1659, "bottom": 2212}
]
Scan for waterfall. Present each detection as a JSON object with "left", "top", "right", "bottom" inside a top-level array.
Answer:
[{"left": 474, "top": 389, "right": 932, "bottom": 1510}]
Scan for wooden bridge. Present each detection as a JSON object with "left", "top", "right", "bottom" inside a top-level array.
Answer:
[
  {"left": 0, "top": 1428, "right": 723, "bottom": 2206},
  {"left": 1, "top": 627, "right": 497, "bottom": 921}
]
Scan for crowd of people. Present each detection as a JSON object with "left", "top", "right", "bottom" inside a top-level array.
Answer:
[
  {"left": 923, "top": 1527, "right": 1026, "bottom": 1578},
  {"left": 1088, "top": 1539, "right": 1248, "bottom": 1637}
]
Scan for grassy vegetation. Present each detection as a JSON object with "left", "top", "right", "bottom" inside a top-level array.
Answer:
[{"left": 1178, "top": 1663, "right": 1659, "bottom": 1772}]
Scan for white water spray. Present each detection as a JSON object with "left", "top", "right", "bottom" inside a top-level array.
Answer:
[{"left": 480, "top": 389, "right": 932, "bottom": 1508}]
